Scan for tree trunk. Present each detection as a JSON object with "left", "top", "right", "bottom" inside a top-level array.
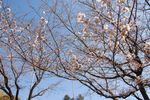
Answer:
[{"left": 138, "top": 83, "right": 149, "bottom": 100}]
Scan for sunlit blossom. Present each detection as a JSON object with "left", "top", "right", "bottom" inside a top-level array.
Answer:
[
  {"left": 126, "top": 52, "right": 132, "bottom": 60},
  {"left": 96, "top": 0, "right": 101, "bottom": 2},
  {"left": 107, "top": 11, "right": 112, "bottom": 18},
  {"left": 7, "top": 54, "right": 14, "bottom": 60},
  {"left": 94, "top": 16, "right": 100, "bottom": 24},
  {"left": 117, "top": 0, "right": 125, "bottom": 4},
  {"left": 104, "top": 24, "right": 108, "bottom": 30},
  {"left": 145, "top": 42, "right": 150, "bottom": 48},
  {"left": 43, "top": 11, "right": 46, "bottom": 14},
  {"left": 122, "top": 7, "right": 130, "bottom": 13},
  {"left": 126, "top": 24, "right": 130, "bottom": 31},
  {"left": 77, "top": 12, "right": 85, "bottom": 23},
  {"left": 6, "top": 8, "right": 11, "bottom": 13},
  {"left": 40, "top": 17, "right": 48, "bottom": 26},
  {"left": 122, "top": 24, "right": 130, "bottom": 31}
]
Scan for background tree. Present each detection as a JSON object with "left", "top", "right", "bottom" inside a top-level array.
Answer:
[
  {"left": 76, "top": 94, "right": 84, "bottom": 100},
  {"left": 63, "top": 94, "right": 84, "bottom": 100},
  {"left": 39, "top": 0, "right": 150, "bottom": 100},
  {"left": 63, "top": 95, "right": 71, "bottom": 100}
]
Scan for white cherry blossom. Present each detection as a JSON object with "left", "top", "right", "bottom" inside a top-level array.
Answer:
[
  {"left": 77, "top": 12, "right": 85, "bottom": 23},
  {"left": 96, "top": 0, "right": 101, "bottom": 2}
]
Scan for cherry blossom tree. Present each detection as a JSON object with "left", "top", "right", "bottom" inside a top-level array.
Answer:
[
  {"left": 0, "top": 1, "right": 60, "bottom": 100},
  {"left": 1, "top": 0, "right": 150, "bottom": 100},
  {"left": 40, "top": 0, "right": 150, "bottom": 100}
]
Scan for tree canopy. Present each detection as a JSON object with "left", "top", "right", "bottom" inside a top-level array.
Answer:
[
  {"left": 45, "top": 0, "right": 150, "bottom": 99},
  {"left": 0, "top": 0, "right": 150, "bottom": 100}
]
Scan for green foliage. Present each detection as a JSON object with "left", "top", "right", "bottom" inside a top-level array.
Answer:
[
  {"left": 76, "top": 94, "right": 84, "bottom": 100},
  {"left": 63, "top": 95, "right": 71, "bottom": 100}
]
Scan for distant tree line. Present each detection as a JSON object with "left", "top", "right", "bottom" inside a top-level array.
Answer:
[{"left": 63, "top": 94, "right": 84, "bottom": 100}]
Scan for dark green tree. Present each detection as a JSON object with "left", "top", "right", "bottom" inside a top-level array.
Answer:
[
  {"left": 63, "top": 94, "right": 84, "bottom": 100},
  {"left": 63, "top": 95, "right": 71, "bottom": 100},
  {"left": 77, "top": 94, "right": 84, "bottom": 100}
]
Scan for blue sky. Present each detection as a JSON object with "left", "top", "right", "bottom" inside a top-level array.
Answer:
[{"left": 3, "top": 0, "right": 104, "bottom": 100}]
